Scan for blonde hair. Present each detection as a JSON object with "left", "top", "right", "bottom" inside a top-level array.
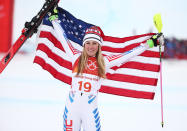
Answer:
[{"left": 76, "top": 45, "right": 106, "bottom": 78}]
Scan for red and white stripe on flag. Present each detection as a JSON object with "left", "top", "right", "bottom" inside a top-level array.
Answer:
[{"left": 34, "top": 24, "right": 164, "bottom": 100}]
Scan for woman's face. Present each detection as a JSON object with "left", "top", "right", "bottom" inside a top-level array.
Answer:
[{"left": 84, "top": 40, "right": 99, "bottom": 57}]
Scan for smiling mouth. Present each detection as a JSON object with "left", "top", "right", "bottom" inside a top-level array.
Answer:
[{"left": 88, "top": 50, "right": 95, "bottom": 52}]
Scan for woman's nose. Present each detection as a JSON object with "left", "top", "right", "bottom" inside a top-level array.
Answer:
[{"left": 90, "top": 44, "right": 93, "bottom": 47}]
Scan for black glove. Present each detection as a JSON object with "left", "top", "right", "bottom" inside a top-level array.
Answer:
[
  {"left": 48, "top": 7, "right": 58, "bottom": 21},
  {"left": 151, "top": 33, "right": 165, "bottom": 47}
]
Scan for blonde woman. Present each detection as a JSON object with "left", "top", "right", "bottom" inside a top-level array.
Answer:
[{"left": 50, "top": 15, "right": 164, "bottom": 131}]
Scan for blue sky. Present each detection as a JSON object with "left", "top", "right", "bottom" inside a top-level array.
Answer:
[{"left": 13, "top": 0, "right": 187, "bottom": 43}]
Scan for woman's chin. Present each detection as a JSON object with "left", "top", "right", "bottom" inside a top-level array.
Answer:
[
  {"left": 87, "top": 52, "right": 96, "bottom": 57},
  {"left": 88, "top": 54, "right": 95, "bottom": 57}
]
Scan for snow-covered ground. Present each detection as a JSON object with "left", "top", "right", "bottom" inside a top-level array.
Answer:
[{"left": 0, "top": 53, "right": 187, "bottom": 131}]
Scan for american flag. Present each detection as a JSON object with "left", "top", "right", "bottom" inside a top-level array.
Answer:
[{"left": 34, "top": 7, "right": 164, "bottom": 100}]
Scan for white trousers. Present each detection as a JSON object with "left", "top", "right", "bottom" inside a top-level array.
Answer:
[{"left": 63, "top": 92, "right": 101, "bottom": 131}]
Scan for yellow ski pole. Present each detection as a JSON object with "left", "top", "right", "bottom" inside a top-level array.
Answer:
[{"left": 153, "top": 13, "right": 164, "bottom": 128}]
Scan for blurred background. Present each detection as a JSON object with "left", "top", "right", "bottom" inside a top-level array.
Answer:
[{"left": 0, "top": 0, "right": 187, "bottom": 131}]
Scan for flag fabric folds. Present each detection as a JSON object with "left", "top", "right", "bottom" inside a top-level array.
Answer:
[{"left": 34, "top": 7, "right": 163, "bottom": 100}]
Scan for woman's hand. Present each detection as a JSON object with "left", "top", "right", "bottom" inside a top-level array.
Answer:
[
  {"left": 157, "top": 33, "right": 165, "bottom": 46},
  {"left": 147, "top": 33, "right": 165, "bottom": 48},
  {"left": 48, "top": 7, "right": 58, "bottom": 21}
]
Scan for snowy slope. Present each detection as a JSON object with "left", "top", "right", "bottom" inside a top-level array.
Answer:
[{"left": 0, "top": 53, "right": 187, "bottom": 131}]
